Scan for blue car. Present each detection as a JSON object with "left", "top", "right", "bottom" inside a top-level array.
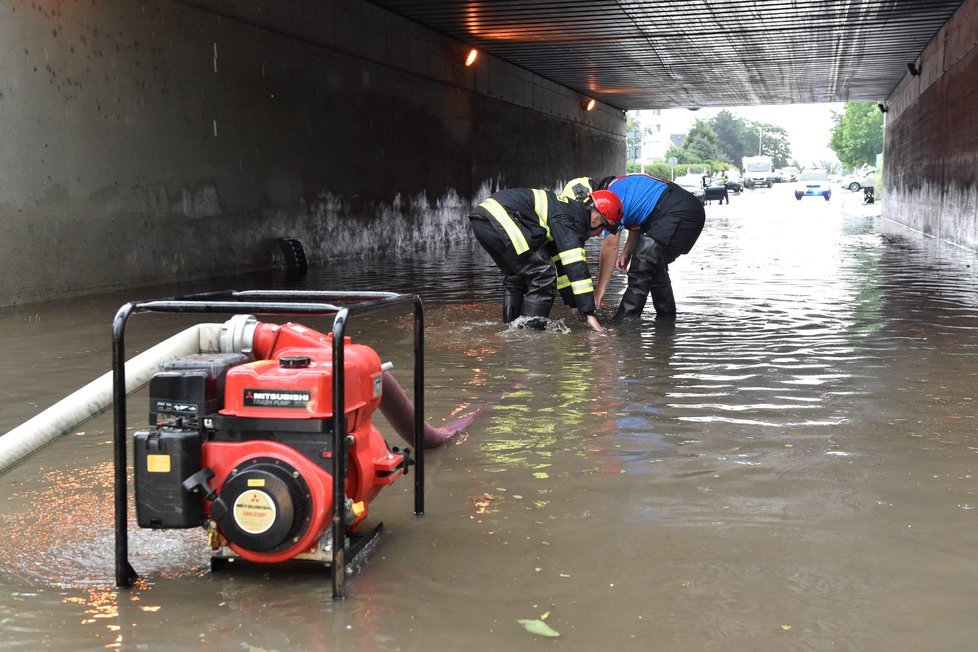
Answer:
[{"left": 794, "top": 169, "right": 832, "bottom": 201}]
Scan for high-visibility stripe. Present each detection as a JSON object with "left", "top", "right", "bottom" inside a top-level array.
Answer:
[
  {"left": 480, "top": 198, "right": 529, "bottom": 255},
  {"left": 531, "top": 189, "right": 552, "bottom": 241},
  {"left": 551, "top": 254, "right": 561, "bottom": 263},
  {"left": 556, "top": 275, "right": 571, "bottom": 290},
  {"left": 570, "top": 278, "right": 594, "bottom": 295},
  {"left": 557, "top": 247, "right": 586, "bottom": 265}
]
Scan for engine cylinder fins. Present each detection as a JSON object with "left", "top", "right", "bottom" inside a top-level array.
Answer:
[{"left": 215, "top": 457, "right": 313, "bottom": 553}]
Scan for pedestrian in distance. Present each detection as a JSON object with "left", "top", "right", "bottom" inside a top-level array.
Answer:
[
  {"left": 468, "top": 186, "right": 624, "bottom": 332},
  {"left": 571, "top": 174, "right": 705, "bottom": 321}
]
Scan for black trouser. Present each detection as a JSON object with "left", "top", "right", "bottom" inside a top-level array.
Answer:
[
  {"left": 613, "top": 234, "right": 681, "bottom": 321},
  {"left": 470, "top": 216, "right": 555, "bottom": 322}
]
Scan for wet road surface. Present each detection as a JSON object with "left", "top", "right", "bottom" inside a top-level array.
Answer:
[{"left": 1, "top": 185, "right": 977, "bottom": 650}]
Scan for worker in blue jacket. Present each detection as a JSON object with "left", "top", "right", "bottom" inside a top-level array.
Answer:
[
  {"left": 468, "top": 187, "right": 623, "bottom": 332},
  {"left": 591, "top": 174, "right": 705, "bottom": 320}
]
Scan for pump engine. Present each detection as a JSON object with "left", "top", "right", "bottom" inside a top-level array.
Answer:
[{"left": 133, "top": 317, "right": 413, "bottom": 565}]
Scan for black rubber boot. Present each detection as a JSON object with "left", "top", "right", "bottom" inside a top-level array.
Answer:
[
  {"left": 612, "top": 236, "right": 677, "bottom": 320},
  {"left": 611, "top": 287, "right": 648, "bottom": 321},
  {"left": 520, "top": 249, "right": 556, "bottom": 320},
  {"left": 520, "top": 297, "right": 553, "bottom": 330},
  {"left": 502, "top": 288, "right": 524, "bottom": 323},
  {"left": 501, "top": 269, "right": 527, "bottom": 323},
  {"left": 522, "top": 297, "right": 553, "bottom": 318},
  {"left": 650, "top": 276, "right": 677, "bottom": 320},
  {"left": 611, "top": 236, "right": 657, "bottom": 320}
]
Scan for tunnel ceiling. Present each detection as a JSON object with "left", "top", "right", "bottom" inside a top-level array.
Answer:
[{"left": 367, "top": 0, "right": 966, "bottom": 109}]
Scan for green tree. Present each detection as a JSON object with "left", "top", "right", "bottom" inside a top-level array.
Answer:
[
  {"left": 707, "top": 111, "right": 793, "bottom": 169},
  {"left": 709, "top": 110, "right": 749, "bottom": 165},
  {"left": 829, "top": 101, "right": 884, "bottom": 169},
  {"left": 664, "top": 143, "right": 692, "bottom": 165},
  {"left": 745, "top": 121, "right": 791, "bottom": 168},
  {"left": 683, "top": 121, "right": 720, "bottom": 162},
  {"left": 818, "top": 159, "right": 841, "bottom": 174}
]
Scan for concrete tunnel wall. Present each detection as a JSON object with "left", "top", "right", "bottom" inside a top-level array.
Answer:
[
  {"left": 0, "top": 0, "right": 625, "bottom": 307},
  {"left": 883, "top": 0, "right": 978, "bottom": 250}
]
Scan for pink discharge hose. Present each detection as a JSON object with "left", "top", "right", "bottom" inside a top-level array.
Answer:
[{"left": 379, "top": 372, "right": 455, "bottom": 449}]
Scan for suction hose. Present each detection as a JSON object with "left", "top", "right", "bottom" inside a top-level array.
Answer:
[
  {"left": 0, "top": 315, "right": 452, "bottom": 475},
  {"left": 0, "top": 323, "right": 224, "bottom": 475},
  {"left": 239, "top": 315, "right": 455, "bottom": 449},
  {"left": 379, "top": 371, "right": 455, "bottom": 449}
]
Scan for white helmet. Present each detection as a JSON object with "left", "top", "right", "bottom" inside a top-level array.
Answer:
[{"left": 559, "top": 176, "right": 595, "bottom": 203}]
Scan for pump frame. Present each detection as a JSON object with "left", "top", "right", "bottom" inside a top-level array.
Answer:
[{"left": 111, "top": 289, "right": 425, "bottom": 599}]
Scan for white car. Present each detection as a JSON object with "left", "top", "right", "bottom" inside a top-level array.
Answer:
[
  {"left": 840, "top": 170, "right": 875, "bottom": 191},
  {"left": 794, "top": 169, "right": 832, "bottom": 201},
  {"left": 673, "top": 174, "right": 706, "bottom": 203}
]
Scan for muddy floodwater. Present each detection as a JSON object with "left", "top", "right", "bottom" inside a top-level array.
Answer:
[{"left": 1, "top": 186, "right": 977, "bottom": 651}]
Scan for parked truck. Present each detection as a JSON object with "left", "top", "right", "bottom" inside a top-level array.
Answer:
[{"left": 742, "top": 156, "right": 775, "bottom": 189}]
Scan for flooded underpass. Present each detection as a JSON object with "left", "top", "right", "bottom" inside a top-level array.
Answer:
[{"left": 1, "top": 186, "right": 976, "bottom": 650}]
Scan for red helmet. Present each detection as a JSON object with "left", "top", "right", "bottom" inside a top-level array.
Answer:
[{"left": 591, "top": 190, "right": 624, "bottom": 232}]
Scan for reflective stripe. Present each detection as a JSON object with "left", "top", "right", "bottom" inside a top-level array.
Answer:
[
  {"left": 480, "top": 198, "right": 529, "bottom": 255},
  {"left": 570, "top": 278, "right": 594, "bottom": 295},
  {"left": 531, "top": 189, "right": 552, "bottom": 241},
  {"left": 557, "top": 247, "right": 586, "bottom": 265},
  {"left": 551, "top": 254, "right": 561, "bottom": 263},
  {"left": 556, "top": 275, "right": 571, "bottom": 290}
]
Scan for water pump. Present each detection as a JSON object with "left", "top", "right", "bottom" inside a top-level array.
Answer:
[{"left": 114, "top": 291, "right": 426, "bottom": 597}]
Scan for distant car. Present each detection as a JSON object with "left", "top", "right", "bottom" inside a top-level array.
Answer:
[
  {"left": 771, "top": 169, "right": 785, "bottom": 183},
  {"left": 673, "top": 174, "right": 706, "bottom": 203},
  {"left": 840, "top": 170, "right": 874, "bottom": 191},
  {"left": 704, "top": 177, "right": 729, "bottom": 204},
  {"left": 794, "top": 169, "right": 832, "bottom": 201},
  {"left": 724, "top": 171, "right": 743, "bottom": 193},
  {"left": 781, "top": 166, "right": 800, "bottom": 182}
]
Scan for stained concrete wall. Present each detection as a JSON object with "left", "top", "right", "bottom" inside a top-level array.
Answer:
[
  {"left": 0, "top": 0, "right": 625, "bottom": 307},
  {"left": 883, "top": 0, "right": 978, "bottom": 250}
]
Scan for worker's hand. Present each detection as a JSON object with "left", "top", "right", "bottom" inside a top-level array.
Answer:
[
  {"left": 585, "top": 315, "right": 604, "bottom": 332},
  {"left": 594, "top": 289, "right": 604, "bottom": 309},
  {"left": 615, "top": 253, "right": 631, "bottom": 274}
]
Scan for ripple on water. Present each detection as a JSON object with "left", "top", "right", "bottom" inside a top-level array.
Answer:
[{"left": 0, "top": 462, "right": 209, "bottom": 589}]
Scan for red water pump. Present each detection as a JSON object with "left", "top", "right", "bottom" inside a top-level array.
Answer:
[{"left": 133, "top": 317, "right": 413, "bottom": 566}]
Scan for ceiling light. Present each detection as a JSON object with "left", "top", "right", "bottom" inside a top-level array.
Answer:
[
  {"left": 464, "top": 49, "right": 478, "bottom": 67},
  {"left": 583, "top": 98, "right": 596, "bottom": 112},
  {"left": 907, "top": 62, "right": 920, "bottom": 77}
]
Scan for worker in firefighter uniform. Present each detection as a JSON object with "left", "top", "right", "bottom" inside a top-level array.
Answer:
[
  {"left": 588, "top": 174, "right": 705, "bottom": 320},
  {"left": 468, "top": 187, "right": 624, "bottom": 332}
]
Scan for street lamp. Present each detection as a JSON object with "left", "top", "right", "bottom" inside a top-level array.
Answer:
[{"left": 758, "top": 127, "right": 764, "bottom": 155}]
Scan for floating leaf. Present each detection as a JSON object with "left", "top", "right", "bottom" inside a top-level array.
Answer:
[{"left": 517, "top": 619, "right": 561, "bottom": 638}]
